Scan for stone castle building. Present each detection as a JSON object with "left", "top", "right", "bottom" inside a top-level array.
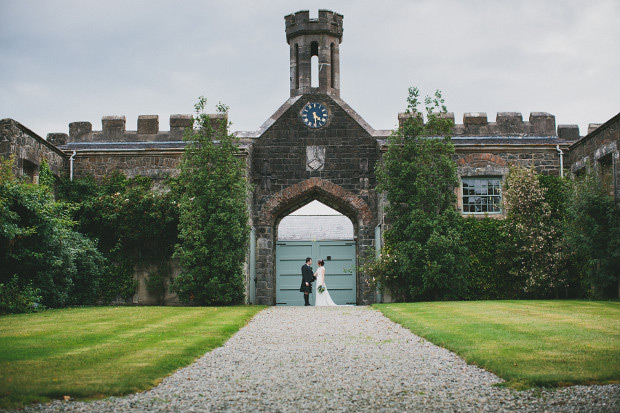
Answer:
[{"left": 2, "top": 10, "right": 618, "bottom": 305}]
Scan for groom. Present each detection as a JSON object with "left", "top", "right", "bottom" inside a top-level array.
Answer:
[{"left": 300, "top": 257, "right": 316, "bottom": 306}]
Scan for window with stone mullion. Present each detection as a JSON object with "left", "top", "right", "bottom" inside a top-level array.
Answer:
[{"left": 462, "top": 177, "right": 501, "bottom": 214}]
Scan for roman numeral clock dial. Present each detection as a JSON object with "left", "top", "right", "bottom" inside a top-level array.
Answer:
[{"left": 301, "top": 102, "right": 328, "bottom": 128}]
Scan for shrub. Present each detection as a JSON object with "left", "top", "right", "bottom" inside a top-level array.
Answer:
[
  {"left": 0, "top": 275, "right": 42, "bottom": 314},
  {"left": 566, "top": 169, "right": 620, "bottom": 298},
  {"left": 1, "top": 161, "right": 105, "bottom": 309},
  {"left": 459, "top": 173, "right": 585, "bottom": 300},
  {"left": 38, "top": 160, "right": 55, "bottom": 191},
  {"left": 538, "top": 174, "right": 571, "bottom": 222}
]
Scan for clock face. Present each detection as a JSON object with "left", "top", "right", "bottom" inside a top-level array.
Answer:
[{"left": 301, "top": 102, "right": 328, "bottom": 128}]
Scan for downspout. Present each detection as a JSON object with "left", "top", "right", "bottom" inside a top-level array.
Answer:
[
  {"left": 69, "top": 151, "right": 76, "bottom": 181},
  {"left": 556, "top": 145, "right": 564, "bottom": 178}
]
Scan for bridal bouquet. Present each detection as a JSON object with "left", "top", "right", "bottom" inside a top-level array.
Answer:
[{"left": 318, "top": 285, "right": 325, "bottom": 294}]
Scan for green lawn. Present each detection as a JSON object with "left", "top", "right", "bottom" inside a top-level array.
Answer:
[
  {"left": 374, "top": 300, "right": 620, "bottom": 388},
  {"left": 0, "top": 306, "right": 264, "bottom": 408}
]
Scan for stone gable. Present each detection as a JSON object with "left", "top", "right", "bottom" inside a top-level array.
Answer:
[
  {"left": 249, "top": 93, "right": 380, "bottom": 305},
  {"left": 251, "top": 93, "right": 379, "bottom": 206}
]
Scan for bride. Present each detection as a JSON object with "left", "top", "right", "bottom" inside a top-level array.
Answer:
[{"left": 314, "top": 259, "right": 337, "bottom": 306}]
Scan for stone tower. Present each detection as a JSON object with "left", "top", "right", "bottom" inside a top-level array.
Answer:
[{"left": 285, "top": 10, "right": 343, "bottom": 98}]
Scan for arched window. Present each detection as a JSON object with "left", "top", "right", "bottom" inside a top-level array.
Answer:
[
  {"left": 330, "top": 43, "right": 335, "bottom": 89},
  {"left": 295, "top": 44, "right": 300, "bottom": 89},
  {"left": 310, "top": 41, "right": 319, "bottom": 88}
]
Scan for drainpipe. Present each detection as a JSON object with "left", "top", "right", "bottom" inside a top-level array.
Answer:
[
  {"left": 556, "top": 145, "right": 564, "bottom": 178},
  {"left": 69, "top": 151, "right": 76, "bottom": 181}
]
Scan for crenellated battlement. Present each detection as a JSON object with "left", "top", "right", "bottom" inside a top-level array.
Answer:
[
  {"left": 397, "top": 111, "right": 581, "bottom": 139},
  {"left": 285, "top": 9, "right": 343, "bottom": 44},
  {"left": 49, "top": 114, "right": 228, "bottom": 145}
]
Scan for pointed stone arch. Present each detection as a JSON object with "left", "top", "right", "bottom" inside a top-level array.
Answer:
[
  {"left": 253, "top": 178, "right": 376, "bottom": 306},
  {"left": 258, "top": 177, "right": 373, "bottom": 228}
]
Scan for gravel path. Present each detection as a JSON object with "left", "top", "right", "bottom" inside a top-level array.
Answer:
[{"left": 26, "top": 306, "right": 619, "bottom": 412}]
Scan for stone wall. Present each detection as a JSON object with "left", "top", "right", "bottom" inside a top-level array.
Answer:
[
  {"left": 454, "top": 147, "right": 564, "bottom": 176},
  {"left": 567, "top": 113, "right": 620, "bottom": 201},
  {"left": 398, "top": 111, "right": 581, "bottom": 138},
  {"left": 132, "top": 260, "right": 182, "bottom": 306},
  {"left": 250, "top": 94, "right": 380, "bottom": 305},
  {"left": 452, "top": 149, "right": 565, "bottom": 216},
  {"left": 0, "top": 118, "right": 67, "bottom": 180},
  {"left": 64, "top": 114, "right": 197, "bottom": 143},
  {"left": 55, "top": 114, "right": 233, "bottom": 182},
  {"left": 71, "top": 150, "right": 184, "bottom": 181}
]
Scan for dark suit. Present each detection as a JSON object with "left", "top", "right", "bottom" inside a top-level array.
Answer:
[{"left": 299, "top": 264, "right": 315, "bottom": 293}]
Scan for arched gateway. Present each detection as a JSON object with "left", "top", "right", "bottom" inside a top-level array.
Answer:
[{"left": 247, "top": 11, "right": 384, "bottom": 305}]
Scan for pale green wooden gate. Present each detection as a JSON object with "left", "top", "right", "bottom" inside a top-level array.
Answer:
[{"left": 275, "top": 240, "right": 356, "bottom": 306}]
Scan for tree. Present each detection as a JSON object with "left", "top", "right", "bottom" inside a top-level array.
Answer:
[
  {"left": 374, "top": 87, "right": 468, "bottom": 301},
  {"left": 566, "top": 168, "right": 620, "bottom": 298},
  {"left": 172, "top": 98, "right": 250, "bottom": 305}
]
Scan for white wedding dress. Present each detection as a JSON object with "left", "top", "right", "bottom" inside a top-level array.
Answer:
[{"left": 314, "top": 266, "right": 337, "bottom": 306}]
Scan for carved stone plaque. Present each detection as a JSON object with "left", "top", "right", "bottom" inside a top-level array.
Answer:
[{"left": 306, "top": 146, "right": 325, "bottom": 171}]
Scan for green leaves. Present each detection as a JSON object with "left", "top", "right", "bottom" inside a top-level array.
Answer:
[
  {"left": 0, "top": 176, "right": 105, "bottom": 309},
  {"left": 56, "top": 171, "right": 179, "bottom": 304},
  {"left": 172, "top": 98, "right": 250, "bottom": 305},
  {"left": 373, "top": 87, "right": 467, "bottom": 302},
  {"left": 566, "top": 169, "right": 620, "bottom": 298},
  {"left": 0, "top": 275, "right": 42, "bottom": 314},
  {"left": 503, "top": 167, "right": 566, "bottom": 297}
]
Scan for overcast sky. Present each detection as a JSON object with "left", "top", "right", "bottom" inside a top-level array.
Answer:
[{"left": 1, "top": 0, "right": 618, "bottom": 139}]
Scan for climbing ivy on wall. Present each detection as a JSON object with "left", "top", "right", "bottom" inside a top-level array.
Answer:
[
  {"left": 58, "top": 172, "right": 180, "bottom": 304},
  {"left": 38, "top": 160, "right": 55, "bottom": 190},
  {"left": 459, "top": 217, "right": 515, "bottom": 300}
]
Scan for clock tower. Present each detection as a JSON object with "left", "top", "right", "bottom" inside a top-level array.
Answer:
[
  {"left": 249, "top": 10, "right": 381, "bottom": 306},
  {"left": 285, "top": 10, "right": 343, "bottom": 98}
]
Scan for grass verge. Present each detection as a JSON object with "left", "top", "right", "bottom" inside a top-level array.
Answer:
[
  {"left": 0, "top": 305, "right": 265, "bottom": 408},
  {"left": 374, "top": 300, "right": 620, "bottom": 389}
]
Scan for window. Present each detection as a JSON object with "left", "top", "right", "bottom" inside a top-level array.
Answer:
[
  {"left": 598, "top": 154, "right": 614, "bottom": 197},
  {"left": 311, "top": 55, "right": 319, "bottom": 88},
  {"left": 310, "top": 41, "right": 319, "bottom": 88},
  {"left": 462, "top": 177, "right": 502, "bottom": 214},
  {"left": 21, "top": 159, "right": 37, "bottom": 183},
  {"left": 330, "top": 43, "right": 335, "bottom": 88},
  {"left": 295, "top": 44, "right": 299, "bottom": 89}
]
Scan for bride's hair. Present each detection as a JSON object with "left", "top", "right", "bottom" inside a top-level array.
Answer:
[{"left": 318, "top": 259, "right": 325, "bottom": 266}]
